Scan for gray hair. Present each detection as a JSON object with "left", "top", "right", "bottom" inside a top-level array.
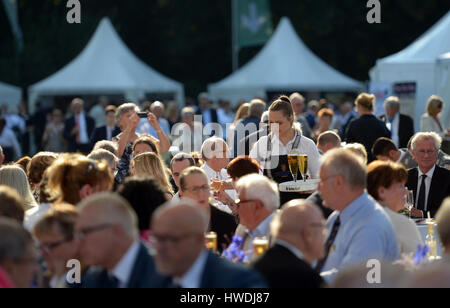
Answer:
[
  {"left": 384, "top": 96, "right": 401, "bottom": 111},
  {"left": 77, "top": 192, "right": 139, "bottom": 240},
  {"left": 249, "top": 99, "right": 266, "bottom": 118},
  {"left": 261, "top": 111, "right": 269, "bottom": 123},
  {"left": 436, "top": 197, "right": 450, "bottom": 247},
  {"left": 0, "top": 165, "right": 37, "bottom": 210},
  {"left": 236, "top": 174, "right": 279, "bottom": 211},
  {"left": 88, "top": 149, "right": 118, "bottom": 171},
  {"left": 201, "top": 137, "right": 229, "bottom": 160},
  {"left": 0, "top": 218, "right": 33, "bottom": 264},
  {"left": 411, "top": 132, "right": 442, "bottom": 151},
  {"left": 320, "top": 148, "right": 367, "bottom": 189},
  {"left": 93, "top": 140, "right": 118, "bottom": 157},
  {"left": 115, "top": 103, "right": 140, "bottom": 123}
]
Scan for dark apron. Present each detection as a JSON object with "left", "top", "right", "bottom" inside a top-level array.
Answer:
[{"left": 261, "top": 133, "right": 310, "bottom": 206}]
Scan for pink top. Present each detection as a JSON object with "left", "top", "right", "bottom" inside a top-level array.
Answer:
[{"left": 0, "top": 266, "right": 14, "bottom": 288}]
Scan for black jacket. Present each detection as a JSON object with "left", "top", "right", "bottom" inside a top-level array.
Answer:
[
  {"left": 209, "top": 204, "right": 238, "bottom": 253},
  {"left": 380, "top": 113, "right": 414, "bottom": 149},
  {"left": 345, "top": 114, "right": 391, "bottom": 162},
  {"left": 63, "top": 114, "right": 96, "bottom": 152},
  {"left": 252, "top": 243, "right": 325, "bottom": 288},
  {"left": 90, "top": 125, "right": 121, "bottom": 145},
  {"left": 406, "top": 165, "right": 450, "bottom": 218}
]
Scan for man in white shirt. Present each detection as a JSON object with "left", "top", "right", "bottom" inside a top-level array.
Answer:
[
  {"left": 234, "top": 174, "right": 280, "bottom": 259},
  {"left": 75, "top": 192, "right": 164, "bottom": 288},
  {"left": 151, "top": 199, "right": 267, "bottom": 288}
]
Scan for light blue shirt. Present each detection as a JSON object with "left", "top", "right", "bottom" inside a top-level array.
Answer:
[
  {"left": 136, "top": 118, "right": 171, "bottom": 138},
  {"left": 321, "top": 191, "right": 399, "bottom": 273}
]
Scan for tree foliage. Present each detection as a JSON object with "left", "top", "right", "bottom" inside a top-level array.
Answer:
[{"left": 1, "top": 0, "right": 449, "bottom": 99}]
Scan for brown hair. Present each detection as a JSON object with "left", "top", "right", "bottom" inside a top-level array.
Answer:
[
  {"left": 179, "top": 167, "right": 208, "bottom": 191},
  {"left": 318, "top": 108, "right": 334, "bottom": 118},
  {"left": 132, "top": 135, "right": 159, "bottom": 155},
  {"left": 268, "top": 95, "right": 294, "bottom": 119},
  {"left": 355, "top": 93, "right": 375, "bottom": 111},
  {"left": 0, "top": 185, "right": 24, "bottom": 223},
  {"left": 233, "top": 103, "right": 250, "bottom": 125},
  {"left": 367, "top": 161, "right": 408, "bottom": 201},
  {"left": 33, "top": 204, "right": 77, "bottom": 239},
  {"left": 27, "top": 152, "right": 58, "bottom": 185},
  {"left": 46, "top": 154, "right": 113, "bottom": 205},
  {"left": 15, "top": 156, "right": 31, "bottom": 173},
  {"left": 227, "top": 156, "right": 260, "bottom": 180}
]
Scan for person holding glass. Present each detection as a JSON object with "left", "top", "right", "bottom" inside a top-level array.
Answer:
[{"left": 367, "top": 160, "right": 423, "bottom": 255}]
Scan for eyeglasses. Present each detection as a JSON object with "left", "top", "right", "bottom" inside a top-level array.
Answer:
[
  {"left": 38, "top": 237, "right": 73, "bottom": 253},
  {"left": 149, "top": 233, "right": 197, "bottom": 246},
  {"left": 74, "top": 224, "right": 114, "bottom": 240},
  {"left": 235, "top": 199, "right": 258, "bottom": 208},
  {"left": 415, "top": 149, "right": 437, "bottom": 156},
  {"left": 183, "top": 185, "right": 210, "bottom": 194}
]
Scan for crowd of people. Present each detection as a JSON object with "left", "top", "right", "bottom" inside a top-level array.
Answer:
[{"left": 0, "top": 91, "right": 450, "bottom": 288}]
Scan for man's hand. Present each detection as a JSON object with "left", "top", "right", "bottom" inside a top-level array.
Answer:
[{"left": 147, "top": 112, "right": 160, "bottom": 129}]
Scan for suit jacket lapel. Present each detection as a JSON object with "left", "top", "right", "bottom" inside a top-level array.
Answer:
[
  {"left": 408, "top": 168, "right": 419, "bottom": 201},
  {"left": 427, "top": 166, "right": 441, "bottom": 214},
  {"left": 126, "top": 243, "right": 146, "bottom": 288}
]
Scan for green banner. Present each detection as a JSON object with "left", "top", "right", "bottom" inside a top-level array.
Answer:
[
  {"left": 234, "top": 0, "right": 273, "bottom": 48},
  {"left": 2, "top": 0, "right": 24, "bottom": 53}
]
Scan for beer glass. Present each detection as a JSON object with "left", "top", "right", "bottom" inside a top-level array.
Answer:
[
  {"left": 253, "top": 236, "right": 269, "bottom": 258},
  {"left": 298, "top": 154, "right": 308, "bottom": 182},
  {"left": 211, "top": 178, "right": 222, "bottom": 193},
  {"left": 288, "top": 149, "right": 301, "bottom": 182},
  {"left": 205, "top": 232, "right": 218, "bottom": 252}
]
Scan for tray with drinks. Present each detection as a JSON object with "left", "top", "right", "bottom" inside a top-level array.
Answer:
[{"left": 279, "top": 179, "right": 320, "bottom": 192}]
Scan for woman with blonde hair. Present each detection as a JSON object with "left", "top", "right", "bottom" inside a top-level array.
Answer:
[
  {"left": 0, "top": 165, "right": 37, "bottom": 211},
  {"left": 345, "top": 93, "right": 391, "bottom": 162},
  {"left": 130, "top": 152, "right": 173, "bottom": 199},
  {"left": 228, "top": 103, "right": 250, "bottom": 149},
  {"left": 421, "top": 95, "right": 450, "bottom": 137},
  {"left": 45, "top": 153, "right": 113, "bottom": 205}
]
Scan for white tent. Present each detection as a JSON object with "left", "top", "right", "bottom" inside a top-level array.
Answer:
[
  {"left": 436, "top": 52, "right": 450, "bottom": 130},
  {"left": 0, "top": 81, "right": 22, "bottom": 110},
  {"left": 28, "top": 17, "right": 184, "bottom": 112},
  {"left": 208, "top": 17, "right": 363, "bottom": 104},
  {"left": 370, "top": 10, "right": 450, "bottom": 130}
]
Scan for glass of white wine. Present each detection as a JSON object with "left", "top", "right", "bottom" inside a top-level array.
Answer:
[{"left": 406, "top": 190, "right": 414, "bottom": 218}]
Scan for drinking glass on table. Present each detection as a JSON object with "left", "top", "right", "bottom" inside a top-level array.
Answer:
[{"left": 406, "top": 190, "right": 414, "bottom": 217}]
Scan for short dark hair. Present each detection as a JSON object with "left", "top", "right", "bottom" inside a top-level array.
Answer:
[
  {"left": 117, "top": 176, "right": 166, "bottom": 231},
  {"left": 170, "top": 153, "right": 195, "bottom": 171},
  {"left": 0, "top": 218, "right": 33, "bottom": 264},
  {"left": 317, "top": 131, "right": 341, "bottom": 147},
  {"left": 132, "top": 136, "right": 158, "bottom": 155},
  {"left": 372, "top": 137, "right": 398, "bottom": 158}
]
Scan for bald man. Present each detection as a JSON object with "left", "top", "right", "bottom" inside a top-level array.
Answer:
[
  {"left": 252, "top": 200, "right": 325, "bottom": 288},
  {"left": 75, "top": 192, "right": 165, "bottom": 288},
  {"left": 151, "top": 200, "right": 267, "bottom": 288}
]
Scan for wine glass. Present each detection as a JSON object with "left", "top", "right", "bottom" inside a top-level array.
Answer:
[
  {"left": 406, "top": 190, "right": 414, "bottom": 218},
  {"left": 299, "top": 154, "right": 308, "bottom": 182},
  {"left": 288, "top": 149, "right": 301, "bottom": 183}
]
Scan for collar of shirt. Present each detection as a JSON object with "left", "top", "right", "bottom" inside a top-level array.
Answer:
[
  {"left": 418, "top": 164, "right": 436, "bottom": 179},
  {"left": 173, "top": 250, "right": 208, "bottom": 288},
  {"left": 270, "top": 132, "right": 299, "bottom": 151},
  {"left": 110, "top": 241, "right": 140, "bottom": 288},
  {"left": 275, "top": 239, "right": 305, "bottom": 261},
  {"left": 336, "top": 191, "right": 369, "bottom": 227},
  {"left": 201, "top": 163, "right": 228, "bottom": 181},
  {"left": 250, "top": 211, "right": 276, "bottom": 238}
]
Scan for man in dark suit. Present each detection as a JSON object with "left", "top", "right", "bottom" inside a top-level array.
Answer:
[
  {"left": 63, "top": 98, "right": 95, "bottom": 154},
  {"left": 406, "top": 133, "right": 450, "bottom": 218},
  {"left": 75, "top": 192, "right": 167, "bottom": 288},
  {"left": 233, "top": 99, "right": 266, "bottom": 157},
  {"left": 90, "top": 105, "right": 121, "bottom": 145},
  {"left": 151, "top": 200, "right": 267, "bottom": 288},
  {"left": 380, "top": 96, "right": 414, "bottom": 149},
  {"left": 252, "top": 200, "right": 325, "bottom": 288}
]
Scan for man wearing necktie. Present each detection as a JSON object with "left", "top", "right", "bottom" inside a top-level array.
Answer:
[
  {"left": 380, "top": 96, "right": 414, "bottom": 149},
  {"left": 316, "top": 149, "right": 398, "bottom": 282},
  {"left": 64, "top": 98, "right": 95, "bottom": 154},
  {"left": 406, "top": 132, "right": 450, "bottom": 218}
]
